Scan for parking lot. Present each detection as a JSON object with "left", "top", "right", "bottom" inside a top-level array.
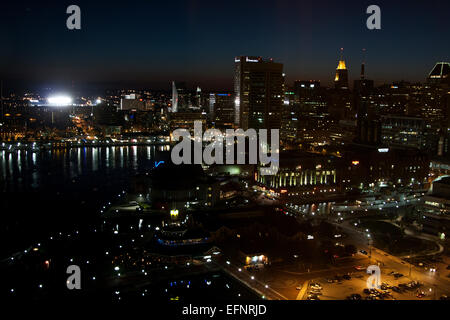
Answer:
[{"left": 305, "top": 265, "right": 449, "bottom": 300}]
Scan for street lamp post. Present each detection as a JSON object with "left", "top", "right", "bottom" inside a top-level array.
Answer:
[
  {"left": 408, "top": 250, "right": 412, "bottom": 279},
  {"left": 368, "top": 238, "right": 372, "bottom": 265}
]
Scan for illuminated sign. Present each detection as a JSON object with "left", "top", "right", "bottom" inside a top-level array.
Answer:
[{"left": 154, "top": 161, "right": 164, "bottom": 167}]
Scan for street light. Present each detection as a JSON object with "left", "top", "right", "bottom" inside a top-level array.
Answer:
[
  {"left": 406, "top": 250, "right": 413, "bottom": 279},
  {"left": 367, "top": 238, "right": 373, "bottom": 264}
]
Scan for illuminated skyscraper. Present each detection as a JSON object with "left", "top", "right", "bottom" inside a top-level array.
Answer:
[
  {"left": 329, "top": 49, "right": 351, "bottom": 120},
  {"left": 234, "top": 56, "right": 284, "bottom": 130},
  {"left": 171, "top": 81, "right": 189, "bottom": 112},
  {"left": 334, "top": 48, "right": 349, "bottom": 90},
  {"left": 171, "top": 81, "right": 178, "bottom": 112}
]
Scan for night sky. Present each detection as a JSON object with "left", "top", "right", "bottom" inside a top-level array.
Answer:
[{"left": 1, "top": 0, "right": 449, "bottom": 92}]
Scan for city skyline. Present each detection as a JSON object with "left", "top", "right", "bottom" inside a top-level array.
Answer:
[
  {"left": 2, "top": 53, "right": 447, "bottom": 96},
  {"left": 2, "top": 0, "right": 450, "bottom": 308},
  {"left": 1, "top": 1, "right": 450, "bottom": 92}
]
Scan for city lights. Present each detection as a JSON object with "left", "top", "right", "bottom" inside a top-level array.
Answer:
[{"left": 2, "top": 1, "right": 450, "bottom": 307}]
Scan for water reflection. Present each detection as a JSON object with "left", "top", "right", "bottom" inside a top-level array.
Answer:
[{"left": 0, "top": 146, "right": 163, "bottom": 192}]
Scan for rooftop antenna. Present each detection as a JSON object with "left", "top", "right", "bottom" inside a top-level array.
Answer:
[{"left": 361, "top": 48, "right": 366, "bottom": 80}]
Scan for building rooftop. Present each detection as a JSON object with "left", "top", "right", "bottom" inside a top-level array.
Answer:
[
  {"left": 433, "top": 175, "right": 450, "bottom": 186},
  {"left": 427, "top": 62, "right": 450, "bottom": 82},
  {"left": 337, "top": 60, "right": 347, "bottom": 70}
]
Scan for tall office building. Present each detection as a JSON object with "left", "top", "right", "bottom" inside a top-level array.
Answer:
[
  {"left": 294, "top": 80, "right": 320, "bottom": 92},
  {"left": 171, "top": 81, "right": 189, "bottom": 112},
  {"left": 234, "top": 56, "right": 284, "bottom": 130},
  {"left": 211, "top": 92, "right": 234, "bottom": 129},
  {"left": 334, "top": 48, "right": 349, "bottom": 90},
  {"left": 353, "top": 50, "right": 374, "bottom": 96},
  {"left": 171, "top": 81, "right": 178, "bottom": 112},
  {"left": 293, "top": 80, "right": 326, "bottom": 113},
  {"left": 194, "top": 86, "right": 202, "bottom": 110},
  {"left": 354, "top": 55, "right": 379, "bottom": 145},
  {"left": 354, "top": 52, "right": 374, "bottom": 129}
]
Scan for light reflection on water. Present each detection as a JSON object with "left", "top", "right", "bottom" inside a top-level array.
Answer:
[{"left": 0, "top": 146, "right": 165, "bottom": 192}]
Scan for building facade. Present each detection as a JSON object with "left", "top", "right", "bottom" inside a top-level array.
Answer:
[{"left": 234, "top": 56, "right": 284, "bottom": 131}]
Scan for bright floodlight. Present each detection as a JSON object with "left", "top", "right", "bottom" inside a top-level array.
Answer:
[{"left": 48, "top": 95, "right": 73, "bottom": 106}]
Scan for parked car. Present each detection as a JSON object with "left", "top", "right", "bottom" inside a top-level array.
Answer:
[
  {"left": 369, "top": 289, "right": 380, "bottom": 295},
  {"left": 392, "top": 286, "right": 402, "bottom": 293},
  {"left": 380, "top": 283, "right": 390, "bottom": 290}
]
